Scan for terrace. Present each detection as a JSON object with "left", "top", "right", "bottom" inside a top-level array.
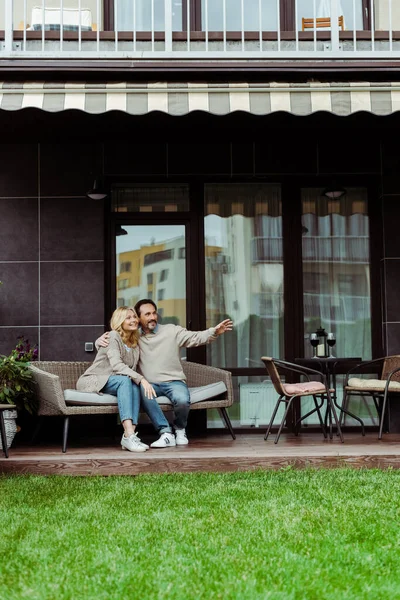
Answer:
[
  {"left": 2, "top": 432, "right": 400, "bottom": 475},
  {"left": 1, "top": 0, "right": 400, "bottom": 61}
]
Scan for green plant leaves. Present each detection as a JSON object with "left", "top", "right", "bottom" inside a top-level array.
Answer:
[{"left": 0, "top": 353, "right": 38, "bottom": 413}]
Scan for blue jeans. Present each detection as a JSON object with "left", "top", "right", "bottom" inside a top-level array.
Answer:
[
  {"left": 101, "top": 376, "right": 140, "bottom": 424},
  {"left": 142, "top": 381, "right": 190, "bottom": 431}
]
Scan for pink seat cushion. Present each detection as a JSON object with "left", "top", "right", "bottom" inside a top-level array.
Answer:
[{"left": 283, "top": 381, "right": 326, "bottom": 395}]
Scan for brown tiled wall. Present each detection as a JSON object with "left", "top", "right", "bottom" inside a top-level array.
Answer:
[{"left": 0, "top": 142, "right": 105, "bottom": 360}]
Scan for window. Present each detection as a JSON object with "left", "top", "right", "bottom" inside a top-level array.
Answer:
[
  {"left": 159, "top": 269, "right": 169, "bottom": 282},
  {"left": 304, "top": 272, "right": 329, "bottom": 295},
  {"left": 144, "top": 249, "right": 173, "bottom": 266},
  {"left": 296, "top": 0, "right": 363, "bottom": 31},
  {"left": 178, "top": 248, "right": 185, "bottom": 259},
  {"left": 112, "top": 185, "right": 189, "bottom": 211},
  {"left": 202, "top": 0, "right": 278, "bottom": 31},
  {"left": 117, "top": 0, "right": 183, "bottom": 31},
  {"left": 115, "top": 224, "right": 186, "bottom": 327},
  {"left": 113, "top": 0, "right": 369, "bottom": 32},
  {"left": 120, "top": 262, "right": 131, "bottom": 273},
  {"left": 118, "top": 279, "right": 129, "bottom": 290}
]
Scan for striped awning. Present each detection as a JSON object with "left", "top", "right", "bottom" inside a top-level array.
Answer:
[{"left": 1, "top": 81, "right": 400, "bottom": 116}]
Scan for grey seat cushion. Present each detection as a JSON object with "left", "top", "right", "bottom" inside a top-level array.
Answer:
[
  {"left": 64, "top": 390, "right": 118, "bottom": 405},
  {"left": 156, "top": 381, "right": 227, "bottom": 406},
  {"left": 64, "top": 381, "right": 227, "bottom": 406}
]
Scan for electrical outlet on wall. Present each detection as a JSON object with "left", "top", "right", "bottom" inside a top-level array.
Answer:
[{"left": 85, "top": 342, "right": 94, "bottom": 352}]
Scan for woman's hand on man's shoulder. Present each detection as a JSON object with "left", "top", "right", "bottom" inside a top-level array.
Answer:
[{"left": 97, "top": 331, "right": 111, "bottom": 348}]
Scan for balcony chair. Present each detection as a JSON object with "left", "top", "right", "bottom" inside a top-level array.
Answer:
[
  {"left": 302, "top": 16, "right": 345, "bottom": 31},
  {"left": 342, "top": 356, "right": 400, "bottom": 438},
  {"left": 261, "top": 356, "right": 344, "bottom": 444}
]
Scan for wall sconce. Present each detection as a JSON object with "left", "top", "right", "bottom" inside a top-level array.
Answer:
[
  {"left": 86, "top": 178, "right": 108, "bottom": 200},
  {"left": 116, "top": 224, "right": 128, "bottom": 236},
  {"left": 321, "top": 184, "right": 346, "bottom": 199}
]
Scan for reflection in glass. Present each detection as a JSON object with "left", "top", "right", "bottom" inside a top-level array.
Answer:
[
  {"left": 116, "top": 225, "right": 186, "bottom": 326},
  {"left": 301, "top": 187, "right": 371, "bottom": 361},
  {"left": 207, "top": 374, "right": 286, "bottom": 430},
  {"left": 204, "top": 184, "right": 283, "bottom": 372},
  {"left": 301, "top": 187, "right": 373, "bottom": 427}
]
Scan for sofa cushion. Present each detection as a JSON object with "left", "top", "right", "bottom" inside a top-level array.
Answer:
[
  {"left": 64, "top": 381, "right": 227, "bottom": 406},
  {"left": 64, "top": 389, "right": 118, "bottom": 405},
  {"left": 347, "top": 378, "right": 400, "bottom": 391},
  {"left": 156, "top": 381, "right": 227, "bottom": 406}
]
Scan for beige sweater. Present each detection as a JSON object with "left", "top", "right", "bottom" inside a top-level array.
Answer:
[
  {"left": 137, "top": 324, "right": 217, "bottom": 383},
  {"left": 77, "top": 330, "right": 142, "bottom": 393}
]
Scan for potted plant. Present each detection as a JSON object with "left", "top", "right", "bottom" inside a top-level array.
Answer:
[{"left": 0, "top": 337, "right": 38, "bottom": 449}]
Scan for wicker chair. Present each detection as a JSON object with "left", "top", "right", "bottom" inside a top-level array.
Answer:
[
  {"left": 29, "top": 360, "right": 235, "bottom": 452},
  {"left": 342, "top": 356, "right": 400, "bottom": 438},
  {"left": 261, "top": 356, "right": 344, "bottom": 444}
]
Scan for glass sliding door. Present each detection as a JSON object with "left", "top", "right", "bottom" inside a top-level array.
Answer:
[
  {"left": 302, "top": 187, "right": 371, "bottom": 359},
  {"left": 301, "top": 187, "right": 374, "bottom": 426},
  {"left": 204, "top": 183, "right": 284, "bottom": 428}
]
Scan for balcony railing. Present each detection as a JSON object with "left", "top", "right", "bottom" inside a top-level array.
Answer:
[
  {"left": 304, "top": 293, "right": 370, "bottom": 323},
  {"left": 1, "top": 0, "right": 400, "bottom": 59},
  {"left": 251, "top": 236, "right": 369, "bottom": 263}
]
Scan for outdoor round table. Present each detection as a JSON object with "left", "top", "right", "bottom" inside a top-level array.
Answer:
[
  {"left": 294, "top": 358, "right": 362, "bottom": 435},
  {"left": 0, "top": 404, "right": 17, "bottom": 458}
]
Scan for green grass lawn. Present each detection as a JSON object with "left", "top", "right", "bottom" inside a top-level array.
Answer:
[{"left": 1, "top": 469, "right": 400, "bottom": 600}]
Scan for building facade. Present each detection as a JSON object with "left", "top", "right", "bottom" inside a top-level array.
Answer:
[{"left": 1, "top": 0, "right": 400, "bottom": 431}]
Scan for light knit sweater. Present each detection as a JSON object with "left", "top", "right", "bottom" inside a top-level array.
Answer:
[
  {"left": 77, "top": 330, "right": 142, "bottom": 393},
  {"left": 137, "top": 324, "right": 217, "bottom": 383}
]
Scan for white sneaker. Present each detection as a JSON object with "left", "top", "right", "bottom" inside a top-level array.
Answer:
[
  {"left": 175, "top": 429, "right": 189, "bottom": 446},
  {"left": 150, "top": 432, "right": 176, "bottom": 448},
  {"left": 121, "top": 433, "right": 147, "bottom": 453},
  {"left": 135, "top": 433, "right": 149, "bottom": 449}
]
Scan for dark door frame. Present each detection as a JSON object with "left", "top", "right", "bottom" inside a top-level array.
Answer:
[{"left": 105, "top": 174, "right": 382, "bottom": 371}]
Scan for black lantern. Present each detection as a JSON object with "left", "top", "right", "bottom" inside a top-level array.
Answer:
[{"left": 315, "top": 326, "right": 328, "bottom": 358}]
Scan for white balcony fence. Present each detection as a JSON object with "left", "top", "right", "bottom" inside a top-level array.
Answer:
[
  {"left": 1, "top": 0, "right": 400, "bottom": 58},
  {"left": 251, "top": 236, "right": 369, "bottom": 264}
]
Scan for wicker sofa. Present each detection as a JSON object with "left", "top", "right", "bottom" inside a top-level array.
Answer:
[{"left": 29, "top": 361, "right": 235, "bottom": 452}]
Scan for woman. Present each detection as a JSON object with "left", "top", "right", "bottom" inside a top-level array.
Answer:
[{"left": 77, "top": 306, "right": 156, "bottom": 453}]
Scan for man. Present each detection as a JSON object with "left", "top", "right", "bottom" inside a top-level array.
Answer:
[{"left": 97, "top": 299, "right": 232, "bottom": 448}]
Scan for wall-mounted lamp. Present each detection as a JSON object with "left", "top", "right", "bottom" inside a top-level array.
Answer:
[
  {"left": 116, "top": 224, "right": 128, "bottom": 236},
  {"left": 321, "top": 184, "right": 346, "bottom": 199},
  {"left": 86, "top": 178, "right": 108, "bottom": 201}
]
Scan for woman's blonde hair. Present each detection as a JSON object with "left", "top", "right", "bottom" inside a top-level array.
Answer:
[{"left": 110, "top": 306, "right": 139, "bottom": 347}]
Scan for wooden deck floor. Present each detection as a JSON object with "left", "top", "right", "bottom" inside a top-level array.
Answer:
[{"left": 2, "top": 431, "right": 400, "bottom": 475}]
